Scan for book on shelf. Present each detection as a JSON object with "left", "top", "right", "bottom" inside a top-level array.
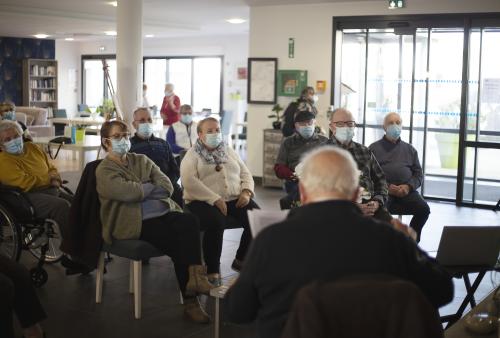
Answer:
[
  {"left": 30, "top": 78, "right": 55, "bottom": 89},
  {"left": 30, "top": 64, "right": 56, "bottom": 77}
]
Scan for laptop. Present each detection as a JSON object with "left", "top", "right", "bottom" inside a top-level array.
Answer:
[{"left": 436, "top": 226, "right": 500, "bottom": 267}]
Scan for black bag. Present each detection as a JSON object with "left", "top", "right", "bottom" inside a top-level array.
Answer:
[
  {"left": 48, "top": 137, "right": 72, "bottom": 159},
  {"left": 282, "top": 101, "right": 300, "bottom": 137}
]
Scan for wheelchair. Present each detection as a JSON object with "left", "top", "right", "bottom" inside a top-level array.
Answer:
[{"left": 0, "top": 184, "right": 70, "bottom": 287}]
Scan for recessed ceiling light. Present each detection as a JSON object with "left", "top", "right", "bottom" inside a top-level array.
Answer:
[
  {"left": 226, "top": 18, "right": 246, "bottom": 24},
  {"left": 65, "top": 37, "right": 75, "bottom": 41},
  {"left": 145, "top": 34, "right": 154, "bottom": 38},
  {"left": 34, "top": 34, "right": 49, "bottom": 39},
  {"left": 108, "top": 1, "right": 117, "bottom": 7},
  {"left": 105, "top": 31, "right": 117, "bottom": 36}
]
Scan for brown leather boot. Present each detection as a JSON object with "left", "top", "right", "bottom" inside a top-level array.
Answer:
[
  {"left": 186, "top": 265, "right": 215, "bottom": 296},
  {"left": 184, "top": 297, "right": 210, "bottom": 324}
]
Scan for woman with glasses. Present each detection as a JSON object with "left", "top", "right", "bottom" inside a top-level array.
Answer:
[
  {"left": 95, "top": 120, "right": 214, "bottom": 323},
  {"left": 180, "top": 117, "right": 257, "bottom": 277}
]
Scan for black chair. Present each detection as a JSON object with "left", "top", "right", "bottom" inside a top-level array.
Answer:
[{"left": 52, "top": 109, "right": 67, "bottom": 136}]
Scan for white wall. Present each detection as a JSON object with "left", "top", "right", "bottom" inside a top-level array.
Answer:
[
  {"left": 247, "top": 0, "right": 500, "bottom": 177},
  {"left": 77, "top": 34, "right": 249, "bottom": 117},
  {"left": 55, "top": 40, "right": 80, "bottom": 116}
]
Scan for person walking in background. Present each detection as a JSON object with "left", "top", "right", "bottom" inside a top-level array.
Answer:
[{"left": 160, "top": 83, "right": 181, "bottom": 126}]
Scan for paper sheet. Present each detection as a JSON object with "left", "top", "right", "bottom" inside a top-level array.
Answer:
[{"left": 247, "top": 209, "right": 289, "bottom": 238}]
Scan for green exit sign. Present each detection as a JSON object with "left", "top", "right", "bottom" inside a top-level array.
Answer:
[{"left": 388, "top": 0, "right": 404, "bottom": 9}]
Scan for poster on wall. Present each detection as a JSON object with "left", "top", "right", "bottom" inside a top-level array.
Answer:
[
  {"left": 277, "top": 70, "right": 308, "bottom": 97},
  {"left": 247, "top": 58, "right": 277, "bottom": 104},
  {"left": 237, "top": 67, "right": 247, "bottom": 80}
]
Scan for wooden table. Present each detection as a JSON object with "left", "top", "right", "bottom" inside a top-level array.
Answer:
[{"left": 33, "top": 135, "right": 102, "bottom": 170}]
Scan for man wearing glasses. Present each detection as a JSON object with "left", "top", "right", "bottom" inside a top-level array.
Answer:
[
  {"left": 130, "top": 107, "right": 183, "bottom": 207},
  {"left": 327, "top": 108, "right": 391, "bottom": 222}
]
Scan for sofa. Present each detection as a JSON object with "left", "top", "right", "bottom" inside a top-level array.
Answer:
[{"left": 15, "top": 106, "right": 55, "bottom": 137}]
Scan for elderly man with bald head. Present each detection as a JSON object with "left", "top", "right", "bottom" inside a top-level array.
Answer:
[
  {"left": 369, "top": 112, "right": 430, "bottom": 242},
  {"left": 224, "top": 147, "right": 453, "bottom": 338},
  {"left": 327, "top": 108, "right": 391, "bottom": 222}
]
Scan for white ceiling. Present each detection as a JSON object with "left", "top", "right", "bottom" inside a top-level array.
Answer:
[
  {"left": 246, "top": 0, "right": 378, "bottom": 5},
  {"left": 0, "top": 0, "right": 251, "bottom": 41}
]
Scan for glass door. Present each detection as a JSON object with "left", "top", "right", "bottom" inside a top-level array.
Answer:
[{"left": 462, "top": 26, "right": 500, "bottom": 205}]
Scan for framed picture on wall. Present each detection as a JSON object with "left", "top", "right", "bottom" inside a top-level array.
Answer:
[
  {"left": 247, "top": 57, "right": 278, "bottom": 104},
  {"left": 277, "top": 70, "right": 308, "bottom": 97}
]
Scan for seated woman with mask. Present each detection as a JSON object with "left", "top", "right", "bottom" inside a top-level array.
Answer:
[
  {"left": 181, "top": 117, "right": 257, "bottom": 277},
  {"left": 0, "top": 101, "right": 31, "bottom": 142},
  {"left": 95, "top": 120, "right": 215, "bottom": 323}
]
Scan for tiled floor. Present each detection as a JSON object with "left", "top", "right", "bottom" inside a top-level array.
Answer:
[{"left": 11, "top": 159, "right": 500, "bottom": 337}]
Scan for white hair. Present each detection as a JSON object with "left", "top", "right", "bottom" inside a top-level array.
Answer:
[
  {"left": 383, "top": 112, "right": 402, "bottom": 126},
  {"left": 165, "top": 83, "right": 174, "bottom": 90},
  {"left": 0, "top": 120, "right": 23, "bottom": 144},
  {"left": 300, "top": 146, "right": 359, "bottom": 198}
]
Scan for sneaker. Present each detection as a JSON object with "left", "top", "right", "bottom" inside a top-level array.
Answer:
[
  {"left": 231, "top": 258, "right": 243, "bottom": 272},
  {"left": 207, "top": 273, "right": 222, "bottom": 287}
]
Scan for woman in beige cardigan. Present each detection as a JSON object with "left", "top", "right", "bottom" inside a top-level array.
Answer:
[
  {"left": 95, "top": 120, "right": 214, "bottom": 323},
  {"left": 181, "top": 117, "right": 258, "bottom": 279}
]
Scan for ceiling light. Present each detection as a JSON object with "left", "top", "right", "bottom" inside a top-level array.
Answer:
[
  {"left": 105, "top": 31, "right": 117, "bottom": 36},
  {"left": 226, "top": 18, "right": 246, "bottom": 24},
  {"left": 108, "top": 1, "right": 117, "bottom": 7},
  {"left": 65, "top": 37, "right": 74, "bottom": 41},
  {"left": 34, "top": 34, "right": 49, "bottom": 39},
  {"left": 145, "top": 34, "right": 154, "bottom": 38}
]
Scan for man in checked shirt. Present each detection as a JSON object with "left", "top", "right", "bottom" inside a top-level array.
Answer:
[{"left": 327, "top": 108, "right": 392, "bottom": 223}]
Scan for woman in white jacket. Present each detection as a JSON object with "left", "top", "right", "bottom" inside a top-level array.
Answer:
[{"left": 181, "top": 117, "right": 258, "bottom": 281}]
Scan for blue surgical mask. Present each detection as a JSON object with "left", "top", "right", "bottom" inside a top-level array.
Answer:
[
  {"left": 297, "top": 125, "right": 314, "bottom": 139},
  {"left": 110, "top": 137, "right": 130, "bottom": 156},
  {"left": 2, "top": 111, "right": 16, "bottom": 121},
  {"left": 137, "top": 123, "right": 153, "bottom": 139},
  {"left": 335, "top": 127, "right": 355, "bottom": 144},
  {"left": 165, "top": 91, "right": 173, "bottom": 97},
  {"left": 4, "top": 136, "right": 23, "bottom": 154},
  {"left": 181, "top": 114, "right": 192, "bottom": 125},
  {"left": 386, "top": 124, "right": 402, "bottom": 140},
  {"left": 204, "top": 132, "right": 222, "bottom": 148}
]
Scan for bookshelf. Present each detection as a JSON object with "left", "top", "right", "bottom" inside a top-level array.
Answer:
[{"left": 23, "top": 59, "right": 58, "bottom": 117}]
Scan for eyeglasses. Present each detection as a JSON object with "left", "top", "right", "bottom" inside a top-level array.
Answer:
[
  {"left": 332, "top": 121, "right": 356, "bottom": 128},
  {"left": 107, "top": 132, "right": 131, "bottom": 140}
]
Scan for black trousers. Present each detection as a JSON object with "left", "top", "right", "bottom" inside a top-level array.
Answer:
[
  {"left": 187, "top": 199, "right": 259, "bottom": 273},
  {"left": 139, "top": 212, "right": 201, "bottom": 295},
  {"left": 0, "top": 255, "right": 46, "bottom": 338},
  {"left": 387, "top": 191, "right": 430, "bottom": 242}
]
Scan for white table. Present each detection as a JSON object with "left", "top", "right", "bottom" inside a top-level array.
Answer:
[
  {"left": 51, "top": 116, "right": 106, "bottom": 126},
  {"left": 33, "top": 135, "right": 102, "bottom": 170}
]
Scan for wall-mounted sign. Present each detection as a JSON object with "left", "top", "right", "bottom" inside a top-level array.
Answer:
[
  {"left": 316, "top": 80, "right": 327, "bottom": 94},
  {"left": 388, "top": 0, "right": 404, "bottom": 9},
  {"left": 288, "top": 38, "right": 295, "bottom": 58},
  {"left": 277, "top": 70, "right": 307, "bottom": 97}
]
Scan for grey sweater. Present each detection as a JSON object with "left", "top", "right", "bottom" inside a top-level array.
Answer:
[
  {"left": 369, "top": 137, "right": 423, "bottom": 190},
  {"left": 96, "top": 153, "right": 181, "bottom": 244}
]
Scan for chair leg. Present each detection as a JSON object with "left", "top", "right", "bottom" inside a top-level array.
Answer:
[
  {"left": 133, "top": 260, "right": 142, "bottom": 319},
  {"left": 179, "top": 291, "right": 184, "bottom": 305},
  {"left": 96, "top": 252, "right": 105, "bottom": 303},
  {"left": 129, "top": 261, "right": 134, "bottom": 294},
  {"left": 398, "top": 214, "right": 403, "bottom": 221}
]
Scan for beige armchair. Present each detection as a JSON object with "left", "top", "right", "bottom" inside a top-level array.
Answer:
[{"left": 15, "top": 106, "right": 54, "bottom": 137}]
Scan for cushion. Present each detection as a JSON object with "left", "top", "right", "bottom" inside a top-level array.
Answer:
[{"left": 102, "top": 240, "right": 163, "bottom": 260}]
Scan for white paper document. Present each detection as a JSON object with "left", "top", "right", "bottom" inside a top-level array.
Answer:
[{"left": 247, "top": 209, "right": 289, "bottom": 238}]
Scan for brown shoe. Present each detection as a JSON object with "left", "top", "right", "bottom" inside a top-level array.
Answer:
[
  {"left": 184, "top": 297, "right": 210, "bottom": 324},
  {"left": 186, "top": 265, "right": 215, "bottom": 296}
]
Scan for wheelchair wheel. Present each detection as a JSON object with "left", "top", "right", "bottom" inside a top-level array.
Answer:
[
  {"left": 30, "top": 267, "right": 48, "bottom": 288},
  {"left": 0, "top": 204, "right": 22, "bottom": 261},
  {"left": 27, "top": 220, "right": 64, "bottom": 263}
]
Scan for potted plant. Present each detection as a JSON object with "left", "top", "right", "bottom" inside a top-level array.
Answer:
[
  {"left": 268, "top": 104, "right": 284, "bottom": 130},
  {"left": 96, "top": 98, "right": 115, "bottom": 120}
]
